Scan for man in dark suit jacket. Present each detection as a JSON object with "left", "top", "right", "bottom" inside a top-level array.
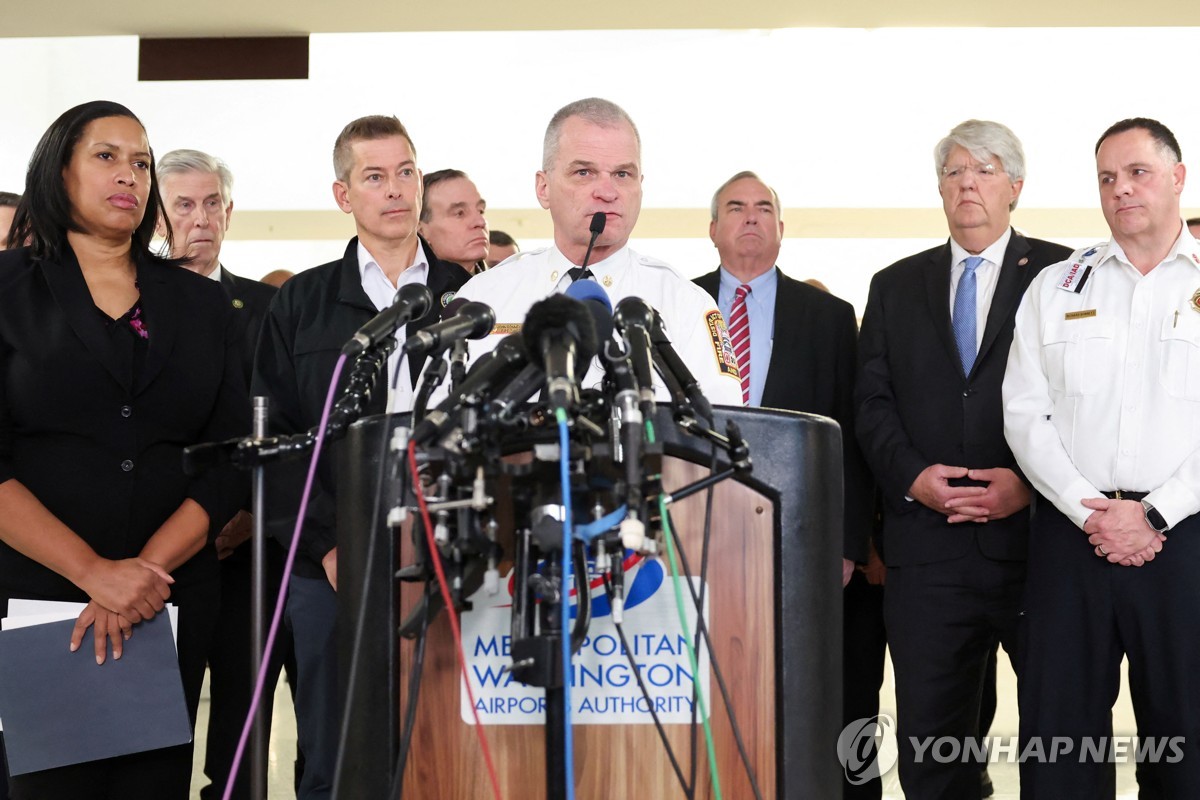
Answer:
[
  {"left": 695, "top": 170, "right": 878, "bottom": 798},
  {"left": 157, "top": 148, "right": 295, "bottom": 800},
  {"left": 251, "top": 116, "right": 469, "bottom": 800},
  {"left": 855, "top": 120, "right": 1072, "bottom": 798}
]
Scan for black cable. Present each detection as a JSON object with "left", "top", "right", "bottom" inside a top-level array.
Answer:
[
  {"left": 332, "top": 354, "right": 411, "bottom": 798},
  {"left": 601, "top": 574, "right": 693, "bottom": 799},
  {"left": 665, "top": 503, "right": 765, "bottom": 800},
  {"left": 392, "top": 589, "right": 432, "bottom": 799}
]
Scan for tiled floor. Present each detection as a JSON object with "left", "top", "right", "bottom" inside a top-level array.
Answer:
[
  {"left": 878, "top": 648, "right": 1141, "bottom": 799},
  {"left": 189, "top": 671, "right": 298, "bottom": 799},
  {"left": 188, "top": 648, "right": 1143, "bottom": 799}
]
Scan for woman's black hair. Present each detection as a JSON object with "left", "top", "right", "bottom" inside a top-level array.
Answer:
[{"left": 9, "top": 100, "right": 179, "bottom": 265}]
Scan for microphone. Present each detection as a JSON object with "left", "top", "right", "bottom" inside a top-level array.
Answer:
[
  {"left": 579, "top": 211, "right": 607, "bottom": 273},
  {"left": 650, "top": 309, "right": 714, "bottom": 420},
  {"left": 522, "top": 292, "right": 601, "bottom": 413},
  {"left": 564, "top": 279, "right": 614, "bottom": 344},
  {"left": 402, "top": 299, "right": 494, "bottom": 356},
  {"left": 612, "top": 296, "right": 657, "bottom": 407},
  {"left": 412, "top": 333, "right": 530, "bottom": 445},
  {"left": 341, "top": 283, "right": 433, "bottom": 356}
]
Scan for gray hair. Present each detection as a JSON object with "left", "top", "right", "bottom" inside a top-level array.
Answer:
[
  {"left": 934, "top": 120, "right": 1026, "bottom": 210},
  {"left": 157, "top": 149, "right": 234, "bottom": 206},
  {"left": 710, "top": 170, "right": 782, "bottom": 221},
  {"left": 542, "top": 98, "right": 641, "bottom": 172}
]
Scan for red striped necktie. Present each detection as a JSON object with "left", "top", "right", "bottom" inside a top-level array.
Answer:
[{"left": 729, "top": 283, "right": 751, "bottom": 405}]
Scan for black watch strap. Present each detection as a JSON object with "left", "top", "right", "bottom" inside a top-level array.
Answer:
[{"left": 1141, "top": 500, "right": 1170, "bottom": 533}]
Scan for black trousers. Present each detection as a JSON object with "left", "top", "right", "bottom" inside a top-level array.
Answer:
[
  {"left": 843, "top": 569, "right": 888, "bottom": 800},
  {"left": 885, "top": 539, "right": 1024, "bottom": 800},
  {"left": 199, "top": 541, "right": 300, "bottom": 800},
  {"left": 7, "top": 579, "right": 219, "bottom": 800},
  {"left": 1019, "top": 501, "right": 1200, "bottom": 799}
]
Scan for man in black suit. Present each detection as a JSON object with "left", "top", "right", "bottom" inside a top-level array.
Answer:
[
  {"left": 157, "top": 148, "right": 294, "bottom": 800},
  {"left": 855, "top": 120, "right": 1072, "bottom": 798},
  {"left": 694, "top": 170, "right": 877, "bottom": 797},
  {"left": 252, "top": 116, "right": 469, "bottom": 800}
]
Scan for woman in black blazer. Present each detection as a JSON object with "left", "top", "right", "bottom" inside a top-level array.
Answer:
[{"left": 0, "top": 101, "right": 245, "bottom": 798}]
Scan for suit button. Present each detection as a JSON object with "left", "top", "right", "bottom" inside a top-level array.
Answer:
[
  {"left": 962, "top": 390, "right": 970, "bottom": 397},
  {"left": 120, "top": 459, "right": 134, "bottom": 472},
  {"left": 120, "top": 405, "right": 132, "bottom": 418}
]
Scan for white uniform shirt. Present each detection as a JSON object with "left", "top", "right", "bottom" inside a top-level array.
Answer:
[
  {"left": 449, "top": 245, "right": 745, "bottom": 407},
  {"left": 949, "top": 227, "right": 1011, "bottom": 351},
  {"left": 356, "top": 240, "right": 430, "bottom": 414},
  {"left": 1003, "top": 226, "right": 1200, "bottom": 530}
]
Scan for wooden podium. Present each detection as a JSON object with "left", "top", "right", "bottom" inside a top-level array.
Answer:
[{"left": 336, "top": 406, "right": 843, "bottom": 798}]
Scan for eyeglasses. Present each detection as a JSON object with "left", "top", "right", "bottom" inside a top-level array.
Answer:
[{"left": 940, "top": 163, "right": 1001, "bottom": 182}]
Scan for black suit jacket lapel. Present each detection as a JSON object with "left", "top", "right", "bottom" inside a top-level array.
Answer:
[
  {"left": 135, "top": 258, "right": 180, "bottom": 395},
  {"left": 39, "top": 251, "right": 132, "bottom": 393},
  {"left": 976, "top": 231, "right": 1032, "bottom": 367},
  {"left": 760, "top": 269, "right": 791, "bottom": 405},
  {"left": 923, "top": 241, "right": 962, "bottom": 376},
  {"left": 694, "top": 269, "right": 720, "bottom": 303}
]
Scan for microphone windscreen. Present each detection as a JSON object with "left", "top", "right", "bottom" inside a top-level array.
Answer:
[
  {"left": 565, "top": 279, "right": 615, "bottom": 343},
  {"left": 589, "top": 211, "right": 606, "bottom": 236},
  {"left": 522, "top": 294, "right": 599, "bottom": 368},
  {"left": 441, "top": 296, "right": 470, "bottom": 320}
]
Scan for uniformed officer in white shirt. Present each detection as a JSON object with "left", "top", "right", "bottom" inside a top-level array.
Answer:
[
  {"left": 1004, "top": 117, "right": 1200, "bottom": 796},
  {"left": 450, "top": 97, "right": 744, "bottom": 407}
]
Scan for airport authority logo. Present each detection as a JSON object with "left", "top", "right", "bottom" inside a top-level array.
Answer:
[{"left": 837, "top": 714, "right": 899, "bottom": 784}]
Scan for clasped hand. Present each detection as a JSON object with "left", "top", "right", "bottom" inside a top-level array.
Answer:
[
  {"left": 71, "top": 557, "right": 173, "bottom": 664},
  {"left": 910, "top": 464, "right": 1030, "bottom": 523},
  {"left": 1082, "top": 498, "right": 1166, "bottom": 567}
]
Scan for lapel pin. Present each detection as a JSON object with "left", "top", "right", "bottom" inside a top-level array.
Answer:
[
  {"left": 1017, "top": 257, "right": 1029, "bottom": 266},
  {"left": 550, "top": 270, "right": 559, "bottom": 282},
  {"left": 603, "top": 275, "right": 613, "bottom": 288},
  {"left": 231, "top": 298, "right": 244, "bottom": 309}
]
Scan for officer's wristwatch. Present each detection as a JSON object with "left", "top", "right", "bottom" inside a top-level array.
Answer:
[{"left": 1141, "top": 500, "right": 1170, "bottom": 533}]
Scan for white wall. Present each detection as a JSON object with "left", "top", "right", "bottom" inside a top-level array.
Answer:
[{"left": 2, "top": 28, "right": 1196, "bottom": 313}]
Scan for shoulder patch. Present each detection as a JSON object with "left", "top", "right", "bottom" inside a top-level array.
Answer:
[
  {"left": 440, "top": 291, "right": 456, "bottom": 307},
  {"left": 705, "top": 310, "right": 741, "bottom": 381}
]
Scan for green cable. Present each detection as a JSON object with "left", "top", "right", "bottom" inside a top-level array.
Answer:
[{"left": 645, "top": 419, "right": 723, "bottom": 799}]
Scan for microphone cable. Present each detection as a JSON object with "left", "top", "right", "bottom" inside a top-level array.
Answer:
[
  {"left": 555, "top": 407, "right": 578, "bottom": 800},
  {"left": 407, "top": 438, "right": 504, "bottom": 800},
  {"left": 221, "top": 353, "right": 349, "bottom": 800},
  {"left": 645, "top": 417, "right": 724, "bottom": 799},
  {"left": 660, "top": 450, "right": 765, "bottom": 800}
]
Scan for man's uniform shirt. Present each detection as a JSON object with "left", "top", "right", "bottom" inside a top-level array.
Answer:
[
  {"left": 451, "top": 245, "right": 745, "bottom": 406},
  {"left": 1004, "top": 226, "right": 1200, "bottom": 530}
]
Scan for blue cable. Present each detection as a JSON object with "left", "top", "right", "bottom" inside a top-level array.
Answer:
[
  {"left": 555, "top": 409, "right": 576, "bottom": 800},
  {"left": 573, "top": 504, "right": 628, "bottom": 543}
]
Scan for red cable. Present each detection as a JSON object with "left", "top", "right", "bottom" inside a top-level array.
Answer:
[{"left": 407, "top": 440, "right": 503, "bottom": 800}]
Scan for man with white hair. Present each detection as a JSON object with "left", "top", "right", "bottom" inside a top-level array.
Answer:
[
  {"left": 855, "top": 120, "right": 1072, "bottom": 798},
  {"left": 450, "top": 97, "right": 743, "bottom": 407},
  {"left": 157, "top": 148, "right": 293, "bottom": 800}
]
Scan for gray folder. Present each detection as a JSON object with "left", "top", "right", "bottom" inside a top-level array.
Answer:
[{"left": 0, "top": 611, "right": 191, "bottom": 775}]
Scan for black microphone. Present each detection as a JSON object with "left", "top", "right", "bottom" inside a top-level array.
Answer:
[
  {"left": 612, "top": 296, "right": 657, "bottom": 408},
  {"left": 579, "top": 211, "right": 607, "bottom": 273},
  {"left": 402, "top": 299, "right": 494, "bottom": 356},
  {"left": 522, "top": 293, "right": 600, "bottom": 413},
  {"left": 341, "top": 283, "right": 433, "bottom": 356},
  {"left": 650, "top": 309, "right": 714, "bottom": 420},
  {"left": 412, "top": 333, "right": 530, "bottom": 445}
]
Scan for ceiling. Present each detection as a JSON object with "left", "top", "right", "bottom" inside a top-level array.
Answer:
[{"left": 3, "top": 0, "right": 1197, "bottom": 38}]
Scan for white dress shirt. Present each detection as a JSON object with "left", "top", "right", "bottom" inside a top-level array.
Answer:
[
  {"left": 1004, "top": 226, "right": 1200, "bottom": 530},
  {"left": 447, "top": 245, "right": 745, "bottom": 407},
  {"left": 949, "top": 227, "right": 1011, "bottom": 351},
  {"left": 356, "top": 240, "right": 429, "bottom": 414}
]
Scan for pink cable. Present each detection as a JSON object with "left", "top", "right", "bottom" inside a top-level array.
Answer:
[{"left": 221, "top": 353, "right": 348, "bottom": 800}]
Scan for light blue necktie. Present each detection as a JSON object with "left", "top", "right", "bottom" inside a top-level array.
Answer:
[{"left": 953, "top": 256, "right": 984, "bottom": 375}]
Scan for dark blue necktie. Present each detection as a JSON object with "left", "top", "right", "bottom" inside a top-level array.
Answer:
[{"left": 953, "top": 256, "right": 984, "bottom": 375}]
